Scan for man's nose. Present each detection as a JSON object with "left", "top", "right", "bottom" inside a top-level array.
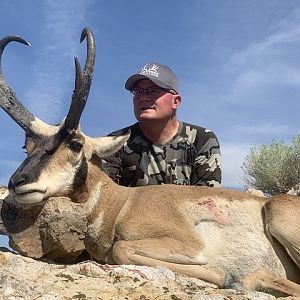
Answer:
[{"left": 139, "top": 92, "right": 151, "bottom": 101}]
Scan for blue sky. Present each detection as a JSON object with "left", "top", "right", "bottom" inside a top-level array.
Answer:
[{"left": 1, "top": 0, "right": 300, "bottom": 191}]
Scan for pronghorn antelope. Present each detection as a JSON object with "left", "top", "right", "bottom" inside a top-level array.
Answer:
[{"left": 0, "top": 28, "right": 300, "bottom": 297}]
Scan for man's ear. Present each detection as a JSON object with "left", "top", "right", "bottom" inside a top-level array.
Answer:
[{"left": 173, "top": 95, "right": 181, "bottom": 109}]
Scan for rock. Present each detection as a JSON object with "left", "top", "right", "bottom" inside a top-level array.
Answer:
[
  {"left": 0, "top": 186, "right": 8, "bottom": 200},
  {"left": 287, "top": 183, "right": 300, "bottom": 196},
  {"left": 0, "top": 249, "right": 276, "bottom": 300},
  {"left": 244, "top": 188, "right": 266, "bottom": 197},
  {"left": 0, "top": 192, "right": 87, "bottom": 263}
]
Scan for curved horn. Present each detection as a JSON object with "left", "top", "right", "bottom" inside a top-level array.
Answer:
[
  {"left": 0, "top": 36, "right": 38, "bottom": 131},
  {"left": 63, "top": 27, "right": 96, "bottom": 133}
]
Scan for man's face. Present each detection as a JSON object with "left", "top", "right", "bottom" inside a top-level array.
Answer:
[{"left": 131, "top": 79, "right": 181, "bottom": 122}]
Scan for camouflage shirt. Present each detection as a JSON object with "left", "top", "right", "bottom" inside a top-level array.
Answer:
[{"left": 102, "top": 122, "right": 221, "bottom": 187}]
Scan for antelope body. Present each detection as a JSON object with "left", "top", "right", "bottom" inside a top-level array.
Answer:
[{"left": 0, "top": 28, "right": 300, "bottom": 297}]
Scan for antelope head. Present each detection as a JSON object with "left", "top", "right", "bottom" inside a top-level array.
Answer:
[{"left": 0, "top": 28, "right": 129, "bottom": 204}]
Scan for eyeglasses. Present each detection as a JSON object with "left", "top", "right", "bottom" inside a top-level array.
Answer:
[{"left": 130, "top": 87, "right": 177, "bottom": 99}]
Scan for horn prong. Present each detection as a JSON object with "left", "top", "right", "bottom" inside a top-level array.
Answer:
[{"left": 63, "top": 27, "right": 96, "bottom": 132}]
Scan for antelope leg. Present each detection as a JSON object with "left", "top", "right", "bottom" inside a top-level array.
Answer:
[
  {"left": 112, "top": 237, "right": 226, "bottom": 287},
  {"left": 241, "top": 269, "right": 300, "bottom": 297}
]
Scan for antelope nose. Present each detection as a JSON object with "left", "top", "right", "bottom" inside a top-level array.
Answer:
[{"left": 8, "top": 174, "right": 30, "bottom": 190}]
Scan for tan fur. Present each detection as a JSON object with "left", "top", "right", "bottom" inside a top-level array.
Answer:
[
  {"left": 31, "top": 118, "right": 60, "bottom": 136},
  {"left": 7, "top": 127, "right": 300, "bottom": 297}
]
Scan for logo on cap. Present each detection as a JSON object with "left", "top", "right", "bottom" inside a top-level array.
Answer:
[{"left": 140, "top": 64, "right": 159, "bottom": 78}]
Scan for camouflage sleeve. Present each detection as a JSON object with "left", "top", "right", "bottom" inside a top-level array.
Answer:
[
  {"left": 190, "top": 130, "right": 222, "bottom": 187},
  {"left": 102, "top": 150, "right": 122, "bottom": 184},
  {"left": 101, "top": 127, "right": 130, "bottom": 184}
]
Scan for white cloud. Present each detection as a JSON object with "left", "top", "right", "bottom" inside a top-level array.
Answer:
[
  {"left": 25, "top": 0, "right": 94, "bottom": 123},
  {"left": 227, "top": 9, "right": 300, "bottom": 70},
  {"left": 224, "top": 8, "right": 300, "bottom": 104}
]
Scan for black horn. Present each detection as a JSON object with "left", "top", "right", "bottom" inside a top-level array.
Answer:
[
  {"left": 0, "top": 36, "right": 38, "bottom": 132},
  {"left": 63, "top": 27, "right": 96, "bottom": 133}
]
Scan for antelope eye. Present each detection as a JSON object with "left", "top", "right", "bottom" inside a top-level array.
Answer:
[
  {"left": 68, "top": 140, "right": 83, "bottom": 153},
  {"left": 23, "top": 136, "right": 36, "bottom": 154}
]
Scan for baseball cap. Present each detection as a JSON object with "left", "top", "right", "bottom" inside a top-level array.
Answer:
[{"left": 125, "top": 62, "right": 179, "bottom": 94}]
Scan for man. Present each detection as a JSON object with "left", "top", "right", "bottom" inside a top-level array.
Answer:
[{"left": 103, "top": 62, "right": 221, "bottom": 187}]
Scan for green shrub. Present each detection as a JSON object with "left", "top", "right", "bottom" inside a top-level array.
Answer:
[{"left": 242, "top": 135, "right": 300, "bottom": 195}]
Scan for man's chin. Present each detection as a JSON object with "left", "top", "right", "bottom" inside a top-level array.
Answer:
[{"left": 137, "top": 112, "right": 157, "bottom": 121}]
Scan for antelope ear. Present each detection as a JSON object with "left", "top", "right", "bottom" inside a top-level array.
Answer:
[{"left": 86, "top": 130, "right": 130, "bottom": 159}]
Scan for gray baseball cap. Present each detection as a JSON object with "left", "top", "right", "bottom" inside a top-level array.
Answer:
[{"left": 125, "top": 62, "right": 179, "bottom": 94}]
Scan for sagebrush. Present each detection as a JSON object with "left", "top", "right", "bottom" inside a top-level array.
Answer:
[{"left": 242, "top": 135, "right": 300, "bottom": 195}]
